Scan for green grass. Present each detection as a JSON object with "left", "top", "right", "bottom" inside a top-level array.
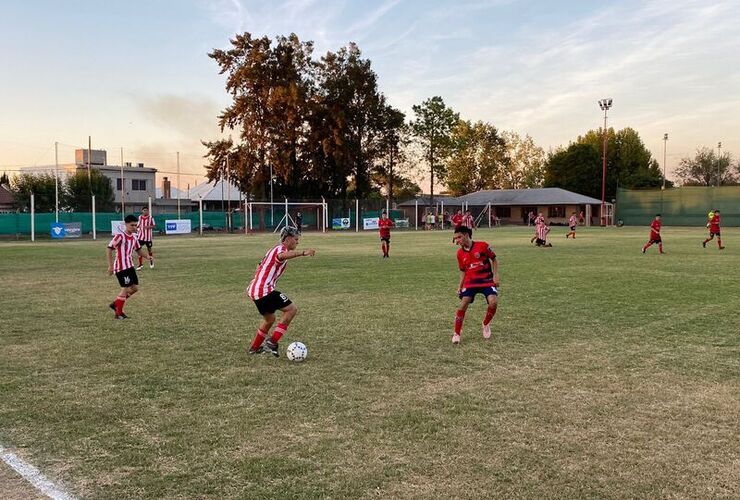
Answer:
[{"left": 0, "top": 227, "right": 738, "bottom": 499}]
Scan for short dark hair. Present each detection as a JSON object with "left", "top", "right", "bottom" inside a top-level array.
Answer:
[
  {"left": 142, "top": 206, "right": 149, "bottom": 211},
  {"left": 125, "top": 215, "right": 138, "bottom": 223},
  {"left": 655, "top": 214, "right": 661, "bottom": 217},
  {"left": 454, "top": 225, "right": 472, "bottom": 237},
  {"left": 715, "top": 209, "right": 720, "bottom": 213}
]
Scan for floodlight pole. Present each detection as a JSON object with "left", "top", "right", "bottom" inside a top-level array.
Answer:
[
  {"left": 717, "top": 141, "right": 722, "bottom": 187},
  {"left": 662, "top": 134, "right": 668, "bottom": 190},
  {"left": 54, "top": 141, "right": 59, "bottom": 222},
  {"left": 598, "top": 98, "right": 613, "bottom": 225}
]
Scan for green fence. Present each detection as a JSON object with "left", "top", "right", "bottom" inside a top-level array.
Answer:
[{"left": 616, "top": 186, "right": 740, "bottom": 226}]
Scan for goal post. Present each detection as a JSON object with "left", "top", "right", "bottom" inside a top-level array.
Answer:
[{"left": 245, "top": 199, "right": 327, "bottom": 233}]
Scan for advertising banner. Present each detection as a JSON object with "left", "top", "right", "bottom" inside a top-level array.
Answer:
[
  {"left": 363, "top": 217, "right": 379, "bottom": 230},
  {"left": 394, "top": 219, "right": 409, "bottom": 228},
  {"left": 332, "top": 218, "right": 351, "bottom": 230},
  {"left": 51, "top": 222, "right": 82, "bottom": 238},
  {"left": 165, "top": 219, "right": 192, "bottom": 235}
]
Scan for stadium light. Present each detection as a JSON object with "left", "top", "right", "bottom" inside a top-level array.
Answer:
[
  {"left": 597, "top": 98, "right": 613, "bottom": 225},
  {"left": 662, "top": 133, "right": 668, "bottom": 190},
  {"left": 717, "top": 141, "right": 722, "bottom": 187}
]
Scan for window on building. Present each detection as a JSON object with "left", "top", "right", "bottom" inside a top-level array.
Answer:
[
  {"left": 132, "top": 179, "right": 147, "bottom": 191},
  {"left": 496, "top": 207, "right": 511, "bottom": 218},
  {"left": 116, "top": 178, "right": 123, "bottom": 191},
  {"left": 548, "top": 206, "right": 565, "bottom": 218}
]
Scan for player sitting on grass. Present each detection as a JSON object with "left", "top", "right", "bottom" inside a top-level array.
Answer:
[
  {"left": 452, "top": 225, "right": 499, "bottom": 345},
  {"left": 535, "top": 219, "right": 552, "bottom": 247},
  {"left": 107, "top": 215, "right": 152, "bottom": 319},
  {"left": 246, "top": 227, "right": 316, "bottom": 357}
]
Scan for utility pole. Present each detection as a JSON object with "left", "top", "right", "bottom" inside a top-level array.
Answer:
[
  {"left": 54, "top": 141, "right": 59, "bottom": 222},
  {"left": 597, "top": 98, "right": 613, "bottom": 225},
  {"left": 717, "top": 141, "right": 722, "bottom": 187},
  {"left": 177, "top": 151, "right": 181, "bottom": 219},
  {"left": 120, "top": 147, "right": 125, "bottom": 214},
  {"left": 662, "top": 133, "right": 668, "bottom": 190}
]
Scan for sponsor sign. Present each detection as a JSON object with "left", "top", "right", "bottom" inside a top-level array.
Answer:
[
  {"left": 51, "top": 222, "right": 82, "bottom": 238},
  {"left": 165, "top": 219, "right": 192, "bottom": 235},
  {"left": 394, "top": 218, "right": 409, "bottom": 228},
  {"left": 363, "top": 217, "right": 379, "bottom": 230},
  {"left": 332, "top": 218, "right": 351, "bottom": 230}
]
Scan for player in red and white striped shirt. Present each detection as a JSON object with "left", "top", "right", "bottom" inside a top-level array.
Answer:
[
  {"left": 566, "top": 212, "right": 578, "bottom": 239},
  {"left": 535, "top": 219, "right": 552, "bottom": 247},
  {"left": 246, "top": 227, "right": 316, "bottom": 357},
  {"left": 107, "top": 215, "right": 150, "bottom": 319},
  {"left": 136, "top": 207, "right": 155, "bottom": 270},
  {"left": 530, "top": 213, "right": 544, "bottom": 243}
]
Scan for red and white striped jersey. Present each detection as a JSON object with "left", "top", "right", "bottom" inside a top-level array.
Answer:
[
  {"left": 568, "top": 215, "right": 577, "bottom": 227},
  {"left": 462, "top": 214, "right": 474, "bottom": 228},
  {"left": 247, "top": 244, "right": 287, "bottom": 300},
  {"left": 137, "top": 214, "right": 155, "bottom": 241},
  {"left": 536, "top": 223, "right": 550, "bottom": 240},
  {"left": 108, "top": 232, "right": 141, "bottom": 273}
]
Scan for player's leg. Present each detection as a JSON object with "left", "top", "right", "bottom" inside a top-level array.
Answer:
[
  {"left": 717, "top": 233, "right": 724, "bottom": 249},
  {"left": 386, "top": 238, "right": 390, "bottom": 257},
  {"left": 642, "top": 239, "right": 652, "bottom": 253},
  {"left": 658, "top": 238, "right": 664, "bottom": 253},
  {"left": 702, "top": 233, "right": 712, "bottom": 247},
  {"left": 453, "top": 295, "right": 473, "bottom": 344},
  {"left": 482, "top": 292, "right": 498, "bottom": 339},
  {"left": 250, "top": 312, "right": 275, "bottom": 354},
  {"left": 148, "top": 242, "right": 154, "bottom": 267},
  {"left": 264, "top": 296, "right": 295, "bottom": 357}
]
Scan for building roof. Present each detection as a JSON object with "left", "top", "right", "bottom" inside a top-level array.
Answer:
[
  {"left": 397, "top": 194, "right": 460, "bottom": 206},
  {"left": 0, "top": 184, "right": 14, "bottom": 206},
  {"left": 188, "top": 179, "right": 244, "bottom": 201},
  {"left": 399, "top": 188, "right": 604, "bottom": 206}
]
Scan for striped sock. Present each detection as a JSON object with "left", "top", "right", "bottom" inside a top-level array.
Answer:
[
  {"left": 271, "top": 323, "right": 288, "bottom": 343},
  {"left": 250, "top": 329, "right": 267, "bottom": 351}
]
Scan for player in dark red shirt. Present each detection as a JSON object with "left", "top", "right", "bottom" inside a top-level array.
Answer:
[
  {"left": 378, "top": 211, "right": 395, "bottom": 258},
  {"left": 702, "top": 209, "right": 725, "bottom": 250},
  {"left": 451, "top": 210, "right": 463, "bottom": 228},
  {"left": 642, "top": 214, "right": 665, "bottom": 254},
  {"left": 452, "top": 225, "right": 499, "bottom": 345}
]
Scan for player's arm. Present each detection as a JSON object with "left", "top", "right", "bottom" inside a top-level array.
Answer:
[
  {"left": 491, "top": 257, "right": 499, "bottom": 287},
  {"left": 278, "top": 248, "right": 316, "bottom": 261},
  {"left": 106, "top": 246, "right": 115, "bottom": 275},
  {"left": 135, "top": 247, "right": 148, "bottom": 259},
  {"left": 458, "top": 271, "right": 465, "bottom": 295}
]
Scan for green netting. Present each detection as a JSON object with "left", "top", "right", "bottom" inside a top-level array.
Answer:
[{"left": 616, "top": 186, "right": 740, "bottom": 226}]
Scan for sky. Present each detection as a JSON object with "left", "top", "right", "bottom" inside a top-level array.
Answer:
[{"left": 1, "top": 0, "right": 738, "bottom": 189}]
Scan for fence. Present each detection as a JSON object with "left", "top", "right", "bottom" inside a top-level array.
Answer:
[{"left": 616, "top": 186, "right": 740, "bottom": 227}]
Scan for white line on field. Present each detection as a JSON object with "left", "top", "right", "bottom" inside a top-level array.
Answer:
[{"left": 0, "top": 444, "right": 76, "bottom": 500}]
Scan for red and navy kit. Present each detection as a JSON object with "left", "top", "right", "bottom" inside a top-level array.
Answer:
[
  {"left": 709, "top": 214, "right": 721, "bottom": 236},
  {"left": 457, "top": 241, "right": 496, "bottom": 289},
  {"left": 378, "top": 218, "right": 394, "bottom": 241},
  {"left": 649, "top": 219, "right": 662, "bottom": 242},
  {"left": 451, "top": 213, "right": 463, "bottom": 227}
]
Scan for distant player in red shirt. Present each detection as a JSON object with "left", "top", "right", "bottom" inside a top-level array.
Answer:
[
  {"left": 642, "top": 214, "right": 665, "bottom": 254},
  {"left": 136, "top": 207, "right": 155, "bottom": 269},
  {"left": 107, "top": 214, "right": 151, "bottom": 319},
  {"left": 452, "top": 225, "right": 499, "bottom": 345},
  {"left": 246, "top": 227, "right": 316, "bottom": 357},
  {"left": 378, "top": 211, "right": 395, "bottom": 258},
  {"left": 566, "top": 212, "right": 577, "bottom": 239},
  {"left": 451, "top": 210, "right": 463, "bottom": 228},
  {"left": 702, "top": 209, "right": 725, "bottom": 250}
]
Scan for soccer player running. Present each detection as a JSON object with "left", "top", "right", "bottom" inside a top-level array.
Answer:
[
  {"left": 136, "top": 206, "right": 155, "bottom": 269},
  {"left": 702, "top": 209, "right": 725, "bottom": 250},
  {"left": 246, "top": 227, "right": 316, "bottom": 357},
  {"left": 452, "top": 225, "right": 499, "bottom": 345},
  {"left": 642, "top": 214, "right": 665, "bottom": 254},
  {"left": 107, "top": 215, "right": 151, "bottom": 319},
  {"left": 566, "top": 212, "right": 578, "bottom": 239},
  {"left": 378, "top": 210, "right": 395, "bottom": 258}
]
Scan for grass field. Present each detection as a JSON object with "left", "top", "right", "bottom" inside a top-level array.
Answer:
[{"left": 1, "top": 226, "right": 738, "bottom": 499}]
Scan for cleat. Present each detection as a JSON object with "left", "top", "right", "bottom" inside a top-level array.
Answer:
[
  {"left": 641, "top": 248, "right": 646, "bottom": 253},
  {"left": 136, "top": 265, "right": 143, "bottom": 271},
  {"left": 452, "top": 333, "right": 461, "bottom": 345},
  {"left": 719, "top": 246, "right": 725, "bottom": 250},
  {"left": 109, "top": 302, "right": 116, "bottom": 312},
  {"left": 150, "top": 261, "right": 154, "bottom": 269},
  {"left": 264, "top": 340, "right": 279, "bottom": 357},
  {"left": 114, "top": 314, "right": 128, "bottom": 320},
  {"left": 248, "top": 346, "right": 264, "bottom": 355},
  {"left": 702, "top": 241, "right": 706, "bottom": 248},
  {"left": 483, "top": 324, "right": 491, "bottom": 339}
]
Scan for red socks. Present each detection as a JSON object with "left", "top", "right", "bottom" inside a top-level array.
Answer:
[
  {"left": 114, "top": 297, "right": 126, "bottom": 315},
  {"left": 250, "top": 328, "right": 267, "bottom": 351},
  {"left": 271, "top": 323, "right": 288, "bottom": 343},
  {"left": 483, "top": 304, "right": 497, "bottom": 325},
  {"left": 454, "top": 310, "right": 465, "bottom": 335},
  {"left": 659, "top": 243, "right": 664, "bottom": 253}
]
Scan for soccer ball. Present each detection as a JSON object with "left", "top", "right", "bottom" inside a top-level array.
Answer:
[{"left": 286, "top": 341, "right": 308, "bottom": 362}]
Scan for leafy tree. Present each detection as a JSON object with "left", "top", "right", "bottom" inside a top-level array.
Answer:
[
  {"left": 10, "top": 173, "right": 58, "bottom": 211},
  {"left": 409, "top": 96, "right": 459, "bottom": 208},
  {"left": 544, "top": 144, "right": 601, "bottom": 198},
  {"left": 674, "top": 147, "right": 737, "bottom": 186},
  {"left": 503, "top": 131, "right": 546, "bottom": 188},
  {"left": 446, "top": 120, "right": 509, "bottom": 196},
  {"left": 64, "top": 169, "right": 115, "bottom": 211},
  {"left": 372, "top": 104, "right": 407, "bottom": 203},
  {"left": 0, "top": 172, "right": 9, "bottom": 185}
]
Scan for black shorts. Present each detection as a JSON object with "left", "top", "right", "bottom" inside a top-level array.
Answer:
[
  {"left": 253, "top": 290, "right": 292, "bottom": 316},
  {"left": 138, "top": 240, "right": 153, "bottom": 250},
  {"left": 650, "top": 237, "right": 662, "bottom": 244},
  {"left": 115, "top": 267, "right": 139, "bottom": 287},
  {"left": 710, "top": 230, "right": 720, "bottom": 237},
  {"left": 569, "top": 226, "right": 576, "bottom": 231},
  {"left": 535, "top": 238, "right": 547, "bottom": 246},
  {"left": 380, "top": 236, "right": 390, "bottom": 243}
]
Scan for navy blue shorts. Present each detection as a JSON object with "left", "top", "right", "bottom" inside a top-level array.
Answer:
[{"left": 459, "top": 286, "right": 497, "bottom": 303}]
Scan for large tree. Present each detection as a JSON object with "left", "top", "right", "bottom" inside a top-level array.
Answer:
[
  {"left": 446, "top": 120, "right": 509, "bottom": 196},
  {"left": 63, "top": 169, "right": 115, "bottom": 211},
  {"left": 674, "top": 147, "right": 737, "bottom": 186},
  {"left": 503, "top": 131, "right": 546, "bottom": 188},
  {"left": 372, "top": 104, "right": 407, "bottom": 203},
  {"left": 10, "top": 173, "right": 58, "bottom": 211},
  {"left": 544, "top": 143, "right": 602, "bottom": 198},
  {"left": 409, "top": 96, "right": 459, "bottom": 208}
]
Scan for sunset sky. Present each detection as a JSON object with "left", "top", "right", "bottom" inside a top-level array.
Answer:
[{"left": 1, "top": 0, "right": 738, "bottom": 189}]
